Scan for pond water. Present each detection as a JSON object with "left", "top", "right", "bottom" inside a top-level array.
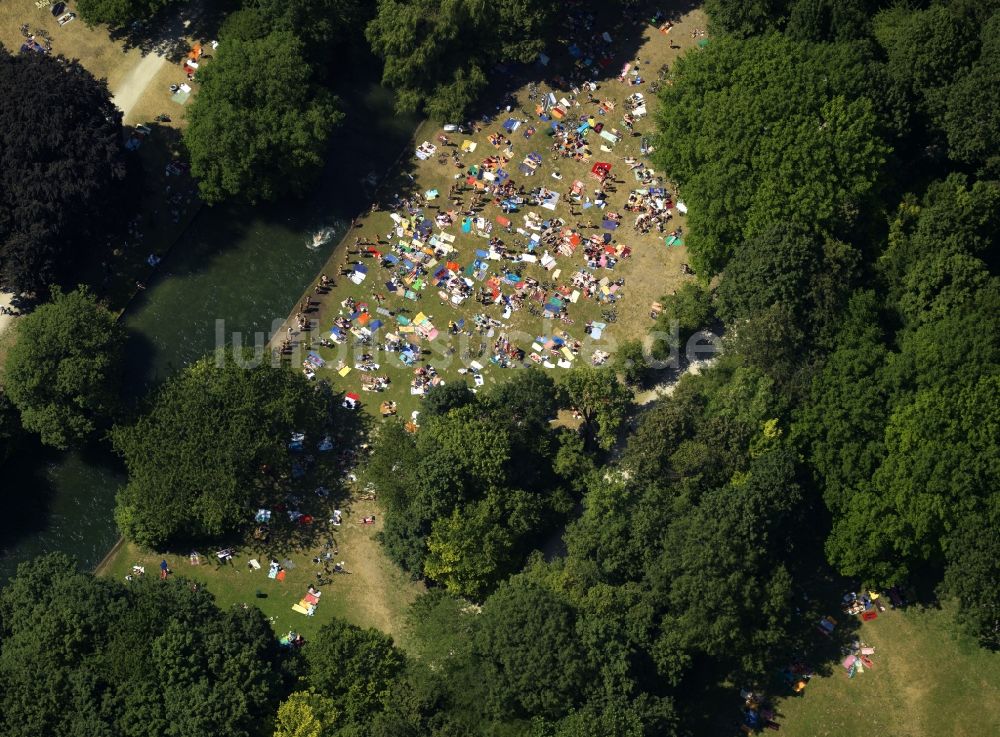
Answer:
[{"left": 0, "top": 83, "right": 418, "bottom": 581}]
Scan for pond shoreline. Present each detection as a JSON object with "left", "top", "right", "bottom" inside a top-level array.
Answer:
[{"left": 94, "top": 119, "right": 426, "bottom": 579}]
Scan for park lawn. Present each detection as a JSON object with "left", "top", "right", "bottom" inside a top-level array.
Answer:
[
  {"left": 125, "top": 56, "right": 193, "bottom": 127},
  {"left": 275, "top": 9, "right": 706, "bottom": 422},
  {"left": 0, "top": 0, "right": 133, "bottom": 86},
  {"left": 778, "top": 603, "right": 1000, "bottom": 737},
  {"left": 99, "top": 497, "right": 425, "bottom": 647}
]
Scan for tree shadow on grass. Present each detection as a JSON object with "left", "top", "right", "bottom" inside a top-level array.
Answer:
[
  {"left": 107, "top": 1, "right": 229, "bottom": 62},
  {"left": 182, "top": 384, "right": 376, "bottom": 573},
  {"left": 455, "top": 0, "right": 701, "bottom": 130}
]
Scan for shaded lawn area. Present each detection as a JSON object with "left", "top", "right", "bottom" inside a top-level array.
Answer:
[
  {"left": 99, "top": 497, "right": 424, "bottom": 646},
  {"left": 0, "top": 0, "right": 137, "bottom": 87},
  {"left": 777, "top": 603, "right": 1000, "bottom": 737}
]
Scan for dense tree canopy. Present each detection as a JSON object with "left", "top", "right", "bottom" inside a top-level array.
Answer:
[
  {"left": 112, "top": 350, "right": 328, "bottom": 547},
  {"left": 0, "top": 49, "right": 128, "bottom": 293},
  {"left": 421, "top": 381, "right": 474, "bottom": 417},
  {"left": 305, "top": 619, "right": 405, "bottom": 724},
  {"left": 654, "top": 34, "right": 888, "bottom": 274},
  {"left": 650, "top": 281, "right": 715, "bottom": 360},
  {"left": 366, "top": 0, "right": 555, "bottom": 119},
  {"left": 222, "top": 0, "right": 368, "bottom": 75},
  {"left": 364, "top": 370, "right": 574, "bottom": 597},
  {"left": 793, "top": 178, "right": 1000, "bottom": 638},
  {"left": 558, "top": 366, "right": 632, "bottom": 450},
  {"left": 0, "top": 554, "right": 282, "bottom": 737},
  {"left": 272, "top": 690, "right": 339, "bottom": 737},
  {"left": 184, "top": 32, "right": 341, "bottom": 204},
  {"left": 475, "top": 578, "right": 591, "bottom": 720},
  {"left": 942, "top": 13, "right": 1000, "bottom": 174},
  {"left": 3, "top": 288, "right": 124, "bottom": 449},
  {"left": 76, "top": 0, "right": 179, "bottom": 27}
]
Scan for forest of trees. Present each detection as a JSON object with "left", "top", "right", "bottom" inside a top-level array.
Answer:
[
  {"left": 0, "top": 0, "right": 997, "bottom": 735},
  {"left": 654, "top": 0, "right": 999, "bottom": 649}
]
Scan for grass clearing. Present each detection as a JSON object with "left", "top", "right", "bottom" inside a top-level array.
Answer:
[
  {"left": 272, "top": 9, "right": 706, "bottom": 422},
  {"left": 777, "top": 603, "right": 1000, "bottom": 737},
  {"left": 99, "top": 498, "right": 424, "bottom": 645}
]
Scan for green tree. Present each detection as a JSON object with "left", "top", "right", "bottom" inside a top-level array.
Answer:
[
  {"left": 552, "top": 428, "right": 597, "bottom": 496},
  {"left": 3, "top": 287, "right": 123, "bottom": 449},
  {"left": 654, "top": 34, "right": 888, "bottom": 273},
  {"left": 77, "top": 0, "right": 178, "bottom": 27},
  {"left": 554, "top": 695, "right": 679, "bottom": 737},
  {"left": 366, "top": 0, "right": 554, "bottom": 119},
  {"left": 620, "top": 382, "right": 702, "bottom": 485},
  {"left": 715, "top": 221, "right": 814, "bottom": 317},
  {"left": 650, "top": 282, "right": 714, "bottom": 360},
  {"left": 703, "top": 0, "right": 784, "bottom": 37},
  {"left": 361, "top": 420, "right": 420, "bottom": 515},
  {"left": 562, "top": 477, "right": 649, "bottom": 586},
  {"left": 424, "top": 488, "right": 544, "bottom": 600},
  {"left": 672, "top": 362, "right": 782, "bottom": 484},
  {"left": 785, "top": 0, "right": 876, "bottom": 43},
  {"left": 475, "top": 578, "right": 591, "bottom": 720},
  {"left": 306, "top": 619, "right": 405, "bottom": 723},
  {"left": 0, "top": 388, "right": 22, "bottom": 467},
  {"left": 422, "top": 381, "right": 474, "bottom": 417},
  {"left": 897, "top": 280, "right": 1000, "bottom": 392},
  {"left": 0, "top": 554, "right": 281, "bottom": 737},
  {"left": 273, "top": 690, "right": 340, "bottom": 737},
  {"left": 184, "top": 32, "right": 341, "bottom": 204},
  {"left": 483, "top": 368, "right": 557, "bottom": 431},
  {"left": 222, "top": 0, "right": 368, "bottom": 63},
  {"left": 826, "top": 376, "right": 999, "bottom": 584},
  {"left": 941, "top": 507, "right": 1000, "bottom": 649},
  {"left": 559, "top": 367, "right": 632, "bottom": 451},
  {"left": 368, "top": 397, "right": 562, "bottom": 579},
  {"left": 647, "top": 449, "right": 803, "bottom": 678},
  {"left": 873, "top": 3, "right": 980, "bottom": 128},
  {"left": 879, "top": 176, "right": 999, "bottom": 317},
  {"left": 112, "top": 350, "right": 326, "bottom": 547},
  {"left": 727, "top": 303, "right": 806, "bottom": 385},
  {"left": 792, "top": 291, "right": 892, "bottom": 513},
  {"left": 614, "top": 339, "right": 648, "bottom": 387},
  {"left": 942, "top": 14, "right": 1000, "bottom": 173},
  {"left": 716, "top": 224, "right": 859, "bottom": 336}
]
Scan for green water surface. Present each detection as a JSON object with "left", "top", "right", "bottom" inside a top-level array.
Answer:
[{"left": 0, "top": 83, "right": 417, "bottom": 580}]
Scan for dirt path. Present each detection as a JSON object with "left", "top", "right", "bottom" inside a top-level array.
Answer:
[
  {"left": 111, "top": 50, "right": 169, "bottom": 118},
  {"left": 0, "top": 292, "right": 15, "bottom": 336},
  {"left": 634, "top": 358, "right": 718, "bottom": 405}
]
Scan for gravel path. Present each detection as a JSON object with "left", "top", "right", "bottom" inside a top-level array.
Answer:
[{"left": 111, "top": 50, "right": 169, "bottom": 118}]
